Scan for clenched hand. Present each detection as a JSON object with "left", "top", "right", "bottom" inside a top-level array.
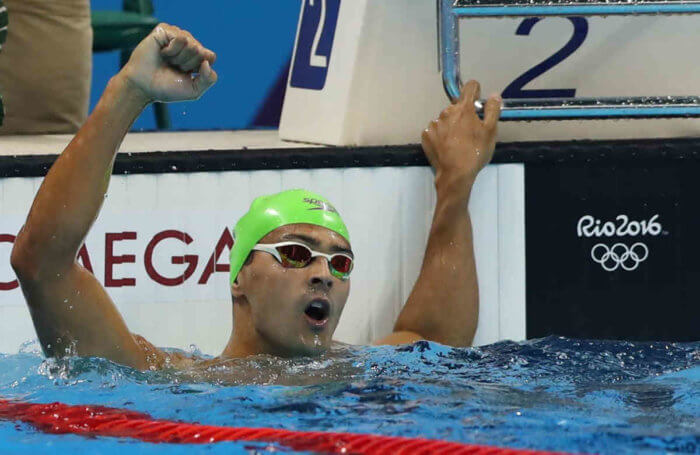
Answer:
[
  {"left": 122, "top": 23, "right": 218, "bottom": 104},
  {"left": 421, "top": 80, "right": 501, "bottom": 191}
]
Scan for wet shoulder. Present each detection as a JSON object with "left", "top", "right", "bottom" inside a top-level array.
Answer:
[{"left": 132, "top": 334, "right": 200, "bottom": 370}]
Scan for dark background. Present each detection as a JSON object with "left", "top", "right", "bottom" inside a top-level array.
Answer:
[
  {"left": 90, "top": 0, "right": 301, "bottom": 131},
  {"left": 525, "top": 156, "right": 700, "bottom": 342}
]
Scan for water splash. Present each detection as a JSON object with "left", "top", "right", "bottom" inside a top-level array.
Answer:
[{"left": 0, "top": 337, "right": 695, "bottom": 454}]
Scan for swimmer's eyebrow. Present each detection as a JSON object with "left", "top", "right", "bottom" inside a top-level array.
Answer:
[{"left": 281, "top": 233, "right": 353, "bottom": 256}]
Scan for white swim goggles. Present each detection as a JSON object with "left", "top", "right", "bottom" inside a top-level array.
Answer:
[{"left": 252, "top": 241, "right": 354, "bottom": 281}]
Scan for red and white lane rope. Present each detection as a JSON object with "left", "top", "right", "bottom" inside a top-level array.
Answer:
[{"left": 0, "top": 398, "right": 567, "bottom": 454}]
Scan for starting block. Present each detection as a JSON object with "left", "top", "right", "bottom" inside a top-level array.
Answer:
[
  {"left": 442, "top": 0, "right": 700, "bottom": 120},
  {"left": 280, "top": 0, "right": 700, "bottom": 145}
]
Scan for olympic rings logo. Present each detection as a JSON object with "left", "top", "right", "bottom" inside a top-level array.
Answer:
[{"left": 590, "top": 243, "right": 649, "bottom": 272}]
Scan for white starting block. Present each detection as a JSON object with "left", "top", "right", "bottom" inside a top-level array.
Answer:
[
  {"left": 280, "top": 0, "right": 700, "bottom": 145},
  {"left": 280, "top": 0, "right": 448, "bottom": 146}
]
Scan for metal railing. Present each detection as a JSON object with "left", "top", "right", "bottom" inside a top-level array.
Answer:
[{"left": 440, "top": 0, "right": 700, "bottom": 120}]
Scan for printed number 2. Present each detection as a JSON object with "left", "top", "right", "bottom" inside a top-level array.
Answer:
[
  {"left": 290, "top": 0, "right": 341, "bottom": 90},
  {"left": 502, "top": 17, "right": 588, "bottom": 99}
]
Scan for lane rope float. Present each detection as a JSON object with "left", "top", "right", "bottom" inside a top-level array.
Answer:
[{"left": 0, "top": 398, "right": 568, "bottom": 454}]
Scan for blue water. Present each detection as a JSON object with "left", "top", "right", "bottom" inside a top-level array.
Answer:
[{"left": 0, "top": 336, "right": 697, "bottom": 454}]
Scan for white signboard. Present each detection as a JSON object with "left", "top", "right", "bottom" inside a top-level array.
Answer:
[
  {"left": 281, "top": 0, "right": 700, "bottom": 145},
  {"left": 0, "top": 165, "right": 525, "bottom": 354}
]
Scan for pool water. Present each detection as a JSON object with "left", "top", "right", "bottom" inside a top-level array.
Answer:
[{"left": 0, "top": 336, "right": 697, "bottom": 454}]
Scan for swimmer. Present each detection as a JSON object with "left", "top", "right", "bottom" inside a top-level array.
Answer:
[{"left": 10, "top": 25, "right": 501, "bottom": 370}]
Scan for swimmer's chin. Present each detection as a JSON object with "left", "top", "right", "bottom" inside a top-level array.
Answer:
[{"left": 284, "top": 339, "right": 330, "bottom": 358}]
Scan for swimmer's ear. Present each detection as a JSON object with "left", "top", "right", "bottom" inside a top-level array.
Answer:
[
  {"left": 231, "top": 274, "right": 245, "bottom": 299},
  {"left": 231, "top": 252, "right": 254, "bottom": 298}
]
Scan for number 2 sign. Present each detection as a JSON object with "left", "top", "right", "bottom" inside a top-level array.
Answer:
[
  {"left": 502, "top": 17, "right": 588, "bottom": 99},
  {"left": 290, "top": 0, "right": 341, "bottom": 91}
]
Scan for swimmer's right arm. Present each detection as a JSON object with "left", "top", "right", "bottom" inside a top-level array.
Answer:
[{"left": 10, "top": 24, "right": 217, "bottom": 369}]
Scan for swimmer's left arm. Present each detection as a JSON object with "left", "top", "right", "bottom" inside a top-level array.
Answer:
[{"left": 374, "top": 80, "right": 501, "bottom": 348}]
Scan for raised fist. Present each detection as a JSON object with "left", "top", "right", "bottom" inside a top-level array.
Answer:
[{"left": 121, "top": 23, "right": 218, "bottom": 104}]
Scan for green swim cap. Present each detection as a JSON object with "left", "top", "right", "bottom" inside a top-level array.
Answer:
[{"left": 230, "top": 189, "right": 350, "bottom": 284}]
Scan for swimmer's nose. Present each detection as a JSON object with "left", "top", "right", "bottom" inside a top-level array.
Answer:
[{"left": 308, "top": 258, "right": 333, "bottom": 290}]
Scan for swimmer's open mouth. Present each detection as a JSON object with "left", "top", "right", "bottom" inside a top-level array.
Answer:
[{"left": 304, "top": 300, "right": 330, "bottom": 323}]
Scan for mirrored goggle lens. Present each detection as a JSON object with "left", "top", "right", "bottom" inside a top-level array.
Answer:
[
  {"left": 330, "top": 255, "right": 353, "bottom": 274},
  {"left": 277, "top": 244, "right": 312, "bottom": 268}
]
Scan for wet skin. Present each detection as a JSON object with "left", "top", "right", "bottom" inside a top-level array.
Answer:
[
  {"left": 10, "top": 22, "right": 497, "bottom": 373},
  {"left": 227, "top": 223, "right": 352, "bottom": 359}
]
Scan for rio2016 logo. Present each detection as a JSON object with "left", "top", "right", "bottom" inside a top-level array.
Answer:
[
  {"left": 577, "top": 214, "right": 662, "bottom": 238},
  {"left": 576, "top": 214, "right": 663, "bottom": 272},
  {"left": 290, "top": 0, "right": 341, "bottom": 90}
]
